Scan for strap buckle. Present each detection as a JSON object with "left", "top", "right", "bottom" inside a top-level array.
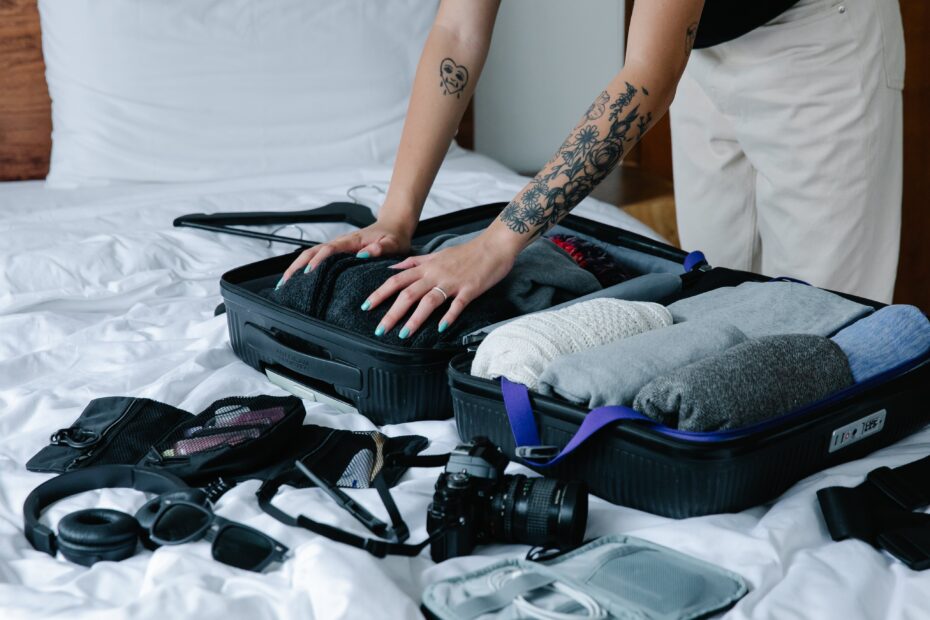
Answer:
[
  {"left": 363, "top": 538, "right": 389, "bottom": 558},
  {"left": 514, "top": 445, "right": 560, "bottom": 461},
  {"left": 867, "top": 466, "right": 929, "bottom": 511}
]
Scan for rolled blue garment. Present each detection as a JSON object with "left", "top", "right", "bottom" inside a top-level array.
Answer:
[
  {"left": 831, "top": 305, "right": 930, "bottom": 382},
  {"left": 667, "top": 281, "right": 873, "bottom": 338}
]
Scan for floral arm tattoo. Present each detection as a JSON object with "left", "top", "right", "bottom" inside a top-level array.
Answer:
[{"left": 499, "top": 82, "right": 654, "bottom": 237}]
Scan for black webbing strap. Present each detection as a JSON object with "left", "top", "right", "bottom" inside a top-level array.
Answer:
[
  {"left": 256, "top": 456, "right": 454, "bottom": 558},
  {"left": 818, "top": 455, "right": 930, "bottom": 570},
  {"left": 385, "top": 453, "right": 450, "bottom": 468}
]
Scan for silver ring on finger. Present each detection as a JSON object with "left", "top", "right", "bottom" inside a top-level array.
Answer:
[{"left": 431, "top": 286, "right": 449, "bottom": 302}]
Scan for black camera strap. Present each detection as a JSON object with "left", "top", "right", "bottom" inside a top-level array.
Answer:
[{"left": 257, "top": 453, "right": 454, "bottom": 558}]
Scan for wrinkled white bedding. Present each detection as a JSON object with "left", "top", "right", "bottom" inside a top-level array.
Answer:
[{"left": 1, "top": 150, "right": 927, "bottom": 619}]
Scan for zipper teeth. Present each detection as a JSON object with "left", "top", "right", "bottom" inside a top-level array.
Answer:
[
  {"left": 155, "top": 424, "right": 268, "bottom": 462},
  {"left": 154, "top": 399, "right": 298, "bottom": 462},
  {"left": 70, "top": 398, "right": 142, "bottom": 469}
]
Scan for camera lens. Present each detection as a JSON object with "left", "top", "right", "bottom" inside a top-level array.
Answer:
[{"left": 489, "top": 475, "right": 588, "bottom": 549}]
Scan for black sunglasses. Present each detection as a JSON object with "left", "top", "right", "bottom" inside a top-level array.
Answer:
[{"left": 137, "top": 490, "right": 288, "bottom": 572}]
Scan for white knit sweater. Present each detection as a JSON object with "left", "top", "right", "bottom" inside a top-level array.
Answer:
[{"left": 470, "top": 299, "right": 673, "bottom": 389}]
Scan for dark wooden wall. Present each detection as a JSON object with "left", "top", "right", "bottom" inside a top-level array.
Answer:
[
  {"left": 0, "top": 0, "right": 51, "bottom": 181},
  {"left": 895, "top": 0, "right": 929, "bottom": 311},
  {"left": 628, "top": 0, "right": 928, "bottom": 310}
]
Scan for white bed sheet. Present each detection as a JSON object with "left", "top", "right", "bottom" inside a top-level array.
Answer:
[{"left": 0, "top": 149, "right": 927, "bottom": 619}]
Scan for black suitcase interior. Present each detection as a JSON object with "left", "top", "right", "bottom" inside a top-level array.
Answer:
[
  {"left": 212, "top": 201, "right": 930, "bottom": 519},
  {"left": 218, "top": 203, "right": 690, "bottom": 424}
]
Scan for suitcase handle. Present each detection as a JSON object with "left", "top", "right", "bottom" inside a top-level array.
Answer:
[
  {"left": 173, "top": 202, "right": 377, "bottom": 247},
  {"left": 243, "top": 323, "right": 362, "bottom": 391}
]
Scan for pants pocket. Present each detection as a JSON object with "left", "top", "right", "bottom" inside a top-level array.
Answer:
[{"left": 874, "top": 0, "right": 905, "bottom": 89}]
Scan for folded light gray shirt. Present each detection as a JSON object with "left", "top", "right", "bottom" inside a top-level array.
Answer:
[
  {"left": 667, "top": 281, "right": 873, "bottom": 338},
  {"left": 538, "top": 320, "right": 748, "bottom": 408}
]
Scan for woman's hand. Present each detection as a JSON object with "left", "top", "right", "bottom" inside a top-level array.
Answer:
[
  {"left": 278, "top": 217, "right": 414, "bottom": 287},
  {"left": 362, "top": 228, "right": 523, "bottom": 338}
]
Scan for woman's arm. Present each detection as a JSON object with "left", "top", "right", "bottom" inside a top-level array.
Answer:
[
  {"left": 378, "top": 0, "right": 501, "bottom": 240},
  {"left": 280, "top": 0, "right": 500, "bottom": 283},
  {"left": 494, "top": 0, "right": 702, "bottom": 242},
  {"left": 365, "top": 0, "right": 705, "bottom": 337}
]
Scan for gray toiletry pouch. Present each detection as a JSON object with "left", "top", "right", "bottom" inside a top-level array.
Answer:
[{"left": 422, "top": 535, "right": 748, "bottom": 620}]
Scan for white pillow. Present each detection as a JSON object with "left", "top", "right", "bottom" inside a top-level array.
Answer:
[{"left": 39, "top": 0, "right": 437, "bottom": 187}]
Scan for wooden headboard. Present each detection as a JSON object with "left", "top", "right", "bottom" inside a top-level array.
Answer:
[
  {"left": 0, "top": 0, "right": 51, "bottom": 181},
  {"left": 0, "top": 0, "right": 475, "bottom": 183}
]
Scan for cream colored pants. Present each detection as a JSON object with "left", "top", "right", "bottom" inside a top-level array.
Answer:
[{"left": 670, "top": 0, "right": 905, "bottom": 302}]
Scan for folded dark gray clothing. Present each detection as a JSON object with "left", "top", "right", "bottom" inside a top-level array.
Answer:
[
  {"left": 265, "top": 229, "right": 600, "bottom": 348},
  {"left": 425, "top": 231, "right": 602, "bottom": 313},
  {"left": 266, "top": 253, "right": 364, "bottom": 319},
  {"left": 323, "top": 257, "right": 519, "bottom": 349},
  {"left": 633, "top": 334, "right": 854, "bottom": 432},
  {"left": 465, "top": 272, "right": 684, "bottom": 340},
  {"left": 667, "top": 281, "right": 873, "bottom": 338},
  {"left": 538, "top": 320, "right": 748, "bottom": 408}
]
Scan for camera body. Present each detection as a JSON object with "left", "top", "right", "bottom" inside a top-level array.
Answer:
[{"left": 426, "top": 437, "right": 587, "bottom": 562}]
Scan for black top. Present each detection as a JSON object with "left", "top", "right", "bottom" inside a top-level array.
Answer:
[{"left": 694, "top": 0, "right": 801, "bottom": 48}]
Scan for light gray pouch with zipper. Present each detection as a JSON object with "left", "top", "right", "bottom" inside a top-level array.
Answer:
[{"left": 422, "top": 535, "right": 748, "bottom": 620}]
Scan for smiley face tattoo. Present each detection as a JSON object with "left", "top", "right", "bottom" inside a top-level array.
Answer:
[{"left": 439, "top": 57, "right": 469, "bottom": 98}]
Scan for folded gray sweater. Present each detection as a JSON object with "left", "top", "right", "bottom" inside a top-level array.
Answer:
[
  {"left": 667, "top": 282, "right": 873, "bottom": 338},
  {"left": 537, "top": 320, "right": 748, "bottom": 408},
  {"left": 633, "top": 334, "right": 854, "bottom": 432}
]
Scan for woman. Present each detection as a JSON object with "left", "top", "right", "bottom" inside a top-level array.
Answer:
[{"left": 281, "top": 0, "right": 903, "bottom": 340}]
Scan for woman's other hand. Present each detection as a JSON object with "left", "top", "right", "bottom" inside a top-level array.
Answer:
[{"left": 361, "top": 228, "right": 523, "bottom": 338}]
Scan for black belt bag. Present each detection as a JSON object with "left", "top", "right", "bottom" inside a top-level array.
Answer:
[{"left": 27, "top": 395, "right": 305, "bottom": 486}]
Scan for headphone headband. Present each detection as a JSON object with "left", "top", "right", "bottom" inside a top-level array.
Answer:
[{"left": 23, "top": 465, "right": 188, "bottom": 556}]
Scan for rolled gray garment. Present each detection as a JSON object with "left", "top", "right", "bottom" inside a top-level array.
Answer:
[
  {"left": 537, "top": 320, "right": 747, "bottom": 408},
  {"left": 422, "top": 230, "right": 601, "bottom": 314},
  {"left": 463, "top": 272, "right": 683, "bottom": 343},
  {"left": 667, "top": 281, "right": 873, "bottom": 338},
  {"left": 633, "top": 334, "right": 854, "bottom": 432}
]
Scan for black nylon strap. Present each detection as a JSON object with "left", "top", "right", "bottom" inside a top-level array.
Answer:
[
  {"left": 818, "top": 455, "right": 930, "bottom": 570},
  {"left": 256, "top": 463, "right": 455, "bottom": 558},
  {"left": 372, "top": 474, "right": 409, "bottom": 542},
  {"left": 385, "top": 453, "right": 450, "bottom": 468}
]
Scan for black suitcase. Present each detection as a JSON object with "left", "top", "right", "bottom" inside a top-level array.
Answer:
[
  {"left": 447, "top": 281, "right": 930, "bottom": 518},
  {"left": 189, "top": 203, "right": 691, "bottom": 424}
]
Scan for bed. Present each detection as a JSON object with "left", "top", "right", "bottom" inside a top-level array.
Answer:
[{"left": 1, "top": 1, "right": 928, "bottom": 619}]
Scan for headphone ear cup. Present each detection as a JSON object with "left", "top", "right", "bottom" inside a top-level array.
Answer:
[{"left": 56, "top": 508, "right": 140, "bottom": 566}]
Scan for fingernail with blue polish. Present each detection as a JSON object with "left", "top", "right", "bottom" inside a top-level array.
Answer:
[
  {"left": 356, "top": 251, "right": 370, "bottom": 259},
  {"left": 360, "top": 299, "right": 371, "bottom": 311},
  {"left": 304, "top": 264, "right": 313, "bottom": 274},
  {"left": 275, "top": 277, "right": 285, "bottom": 290},
  {"left": 438, "top": 321, "right": 448, "bottom": 333},
  {"left": 399, "top": 327, "right": 410, "bottom": 340},
  {"left": 375, "top": 325, "right": 385, "bottom": 337}
]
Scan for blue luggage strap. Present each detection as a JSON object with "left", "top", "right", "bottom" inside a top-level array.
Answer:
[{"left": 502, "top": 378, "right": 657, "bottom": 467}]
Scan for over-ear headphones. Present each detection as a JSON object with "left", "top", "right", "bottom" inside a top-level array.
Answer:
[{"left": 23, "top": 465, "right": 190, "bottom": 566}]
